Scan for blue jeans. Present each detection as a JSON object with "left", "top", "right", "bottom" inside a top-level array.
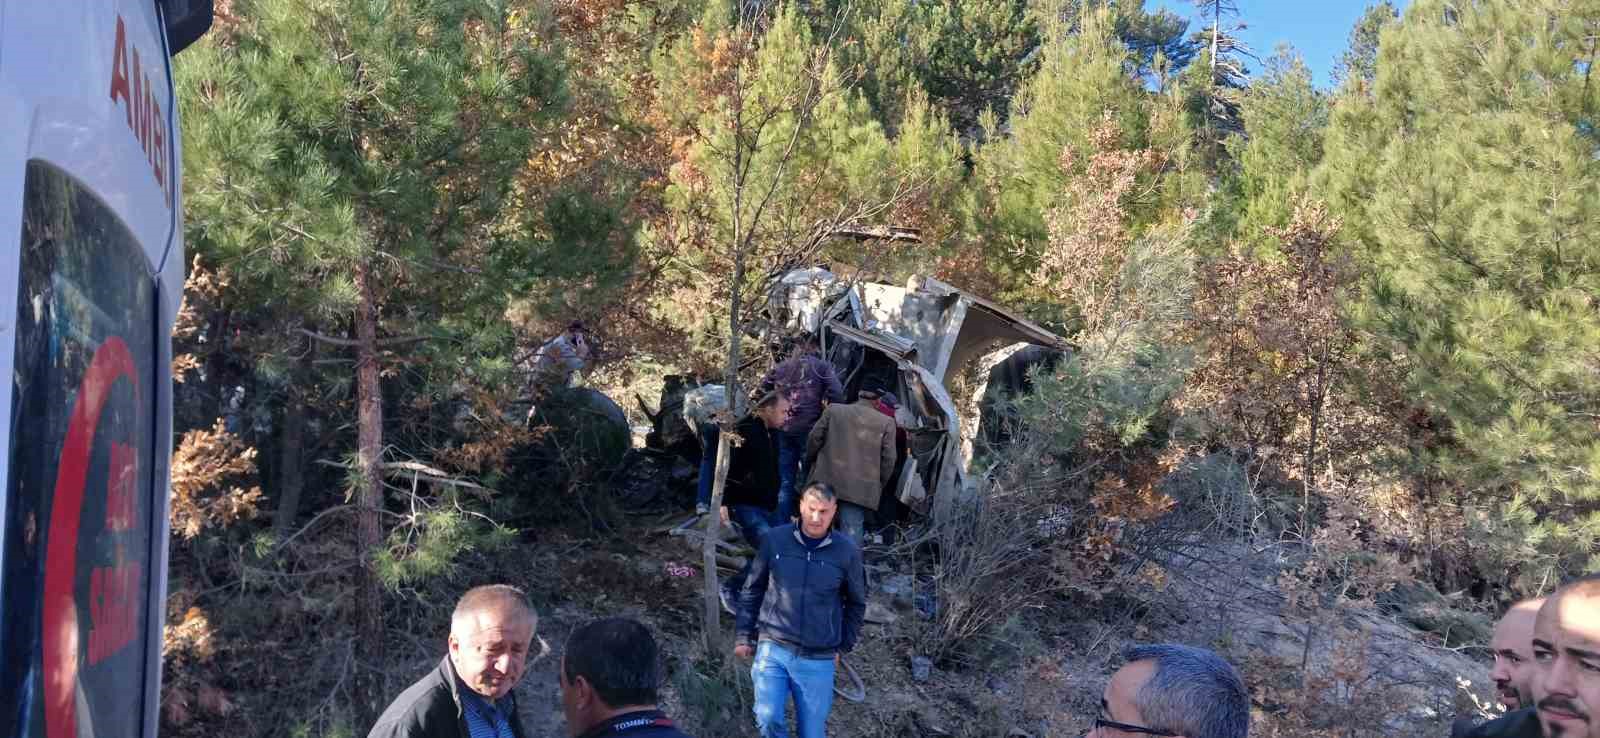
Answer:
[
  {"left": 751, "top": 641, "right": 835, "bottom": 738},
  {"left": 724, "top": 505, "right": 772, "bottom": 595},
  {"left": 696, "top": 422, "right": 719, "bottom": 509},
  {"left": 773, "top": 429, "right": 809, "bottom": 525},
  {"left": 836, "top": 501, "right": 867, "bottom": 546}
]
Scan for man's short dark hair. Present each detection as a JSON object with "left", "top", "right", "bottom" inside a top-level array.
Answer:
[
  {"left": 562, "top": 618, "right": 660, "bottom": 708},
  {"left": 567, "top": 320, "right": 586, "bottom": 334},
  {"left": 800, "top": 481, "right": 836, "bottom": 503},
  {"left": 754, "top": 391, "right": 782, "bottom": 410}
]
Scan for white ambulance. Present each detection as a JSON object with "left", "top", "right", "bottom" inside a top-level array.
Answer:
[{"left": 0, "top": 1, "right": 212, "bottom": 736}]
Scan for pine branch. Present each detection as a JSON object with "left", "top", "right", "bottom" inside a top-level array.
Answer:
[{"left": 297, "top": 328, "right": 430, "bottom": 348}]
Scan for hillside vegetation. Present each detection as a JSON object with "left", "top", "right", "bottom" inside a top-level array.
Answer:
[{"left": 162, "top": 0, "right": 1600, "bottom": 735}]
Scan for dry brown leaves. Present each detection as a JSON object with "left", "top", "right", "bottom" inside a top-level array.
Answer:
[
  {"left": 170, "top": 419, "right": 264, "bottom": 540},
  {"left": 1179, "top": 201, "right": 1367, "bottom": 479},
  {"left": 173, "top": 256, "right": 231, "bottom": 383},
  {"left": 1039, "top": 112, "right": 1168, "bottom": 331}
]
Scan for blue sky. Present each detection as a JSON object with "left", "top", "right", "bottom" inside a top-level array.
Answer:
[{"left": 1149, "top": 1, "right": 1408, "bottom": 88}]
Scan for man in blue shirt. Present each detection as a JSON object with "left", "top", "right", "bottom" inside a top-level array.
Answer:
[{"left": 369, "top": 585, "right": 538, "bottom": 738}]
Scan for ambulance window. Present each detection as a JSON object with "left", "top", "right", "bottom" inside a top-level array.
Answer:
[{"left": 0, "top": 161, "right": 157, "bottom": 737}]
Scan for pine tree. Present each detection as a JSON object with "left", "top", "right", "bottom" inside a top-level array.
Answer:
[
  {"left": 969, "top": 6, "right": 1188, "bottom": 313},
  {"left": 1331, "top": 1, "right": 1399, "bottom": 92},
  {"left": 887, "top": 0, "right": 1037, "bottom": 135},
  {"left": 649, "top": 0, "right": 962, "bottom": 644},
  {"left": 1318, "top": 0, "right": 1600, "bottom": 590},
  {"left": 1225, "top": 46, "right": 1329, "bottom": 245},
  {"left": 177, "top": 0, "right": 588, "bottom": 722},
  {"left": 1176, "top": 0, "right": 1253, "bottom": 173}
]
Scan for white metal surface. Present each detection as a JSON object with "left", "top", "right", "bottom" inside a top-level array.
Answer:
[{"left": 0, "top": 2, "right": 183, "bottom": 736}]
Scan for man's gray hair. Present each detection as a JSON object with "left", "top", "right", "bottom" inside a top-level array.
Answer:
[
  {"left": 452, "top": 584, "right": 536, "bottom": 634},
  {"left": 1123, "top": 644, "right": 1249, "bottom": 738}
]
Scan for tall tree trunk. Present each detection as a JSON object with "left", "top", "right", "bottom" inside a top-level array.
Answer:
[
  {"left": 703, "top": 202, "right": 750, "bottom": 652},
  {"left": 352, "top": 259, "right": 386, "bottom": 727},
  {"left": 702, "top": 430, "right": 735, "bottom": 649},
  {"left": 271, "top": 391, "right": 307, "bottom": 539},
  {"left": 273, "top": 342, "right": 313, "bottom": 539},
  {"left": 1209, "top": 3, "right": 1220, "bottom": 74}
]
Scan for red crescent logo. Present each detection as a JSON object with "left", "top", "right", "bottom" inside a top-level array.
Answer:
[{"left": 40, "top": 336, "right": 140, "bottom": 738}]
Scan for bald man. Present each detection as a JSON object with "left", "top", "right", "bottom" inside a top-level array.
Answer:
[
  {"left": 1494, "top": 599, "right": 1548, "bottom": 711},
  {"left": 1531, "top": 576, "right": 1600, "bottom": 738},
  {"left": 369, "top": 585, "right": 540, "bottom": 738},
  {"left": 1455, "top": 599, "right": 1547, "bottom": 738}
]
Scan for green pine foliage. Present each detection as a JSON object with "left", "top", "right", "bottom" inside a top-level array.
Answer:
[
  {"left": 1319, "top": 0, "right": 1600, "bottom": 586},
  {"left": 1223, "top": 46, "right": 1329, "bottom": 247},
  {"left": 649, "top": 2, "right": 963, "bottom": 364},
  {"left": 1331, "top": 1, "right": 1400, "bottom": 92},
  {"left": 964, "top": 5, "right": 1204, "bottom": 315},
  {"left": 176, "top": 0, "right": 622, "bottom": 579},
  {"left": 968, "top": 8, "right": 1148, "bottom": 304}
]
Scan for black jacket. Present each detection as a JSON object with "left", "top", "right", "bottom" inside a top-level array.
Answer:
[
  {"left": 722, "top": 415, "right": 779, "bottom": 511},
  {"left": 367, "top": 657, "right": 528, "bottom": 738},
  {"left": 575, "top": 710, "right": 694, "bottom": 738},
  {"left": 735, "top": 524, "right": 867, "bottom": 655},
  {"left": 1452, "top": 709, "right": 1541, "bottom": 738}
]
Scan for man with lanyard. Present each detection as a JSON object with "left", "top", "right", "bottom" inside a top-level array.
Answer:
[
  {"left": 369, "top": 585, "right": 539, "bottom": 738},
  {"left": 559, "top": 618, "right": 694, "bottom": 738}
]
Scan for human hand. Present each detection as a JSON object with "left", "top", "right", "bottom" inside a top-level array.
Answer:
[{"left": 735, "top": 644, "right": 754, "bottom": 661}]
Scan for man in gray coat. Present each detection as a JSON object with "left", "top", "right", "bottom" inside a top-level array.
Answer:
[{"left": 804, "top": 384, "right": 897, "bottom": 545}]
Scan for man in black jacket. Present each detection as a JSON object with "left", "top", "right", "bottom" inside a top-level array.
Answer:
[
  {"left": 1452, "top": 598, "right": 1547, "bottom": 738},
  {"left": 734, "top": 482, "right": 867, "bottom": 738},
  {"left": 716, "top": 392, "right": 786, "bottom": 613},
  {"left": 559, "top": 618, "right": 693, "bottom": 738},
  {"left": 368, "top": 585, "right": 539, "bottom": 738},
  {"left": 1528, "top": 575, "right": 1600, "bottom": 738}
]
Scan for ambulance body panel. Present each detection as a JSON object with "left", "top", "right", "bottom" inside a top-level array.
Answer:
[{"left": 0, "top": 2, "right": 210, "bottom": 735}]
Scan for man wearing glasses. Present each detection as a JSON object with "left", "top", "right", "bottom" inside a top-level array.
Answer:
[{"left": 1092, "top": 644, "right": 1250, "bottom": 738}]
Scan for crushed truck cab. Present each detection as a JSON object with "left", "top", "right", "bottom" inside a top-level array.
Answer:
[{"left": 766, "top": 269, "right": 1070, "bottom": 524}]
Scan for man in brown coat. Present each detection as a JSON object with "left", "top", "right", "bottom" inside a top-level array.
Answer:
[{"left": 804, "top": 383, "right": 898, "bottom": 545}]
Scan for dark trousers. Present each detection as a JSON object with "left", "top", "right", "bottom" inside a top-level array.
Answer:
[
  {"left": 772, "top": 428, "right": 809, "bottom": 525},
  {"left": 724, "top": 504, "right": 773, "bottom": 595}
]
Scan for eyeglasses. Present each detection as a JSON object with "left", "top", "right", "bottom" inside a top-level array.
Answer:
[{"left": 1093, "top": 717, "right": 1179, "bottom": 737}]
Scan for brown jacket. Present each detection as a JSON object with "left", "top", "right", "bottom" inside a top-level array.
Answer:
[{"left": 804, "top": 398, "right": 898, "bottom": 510}]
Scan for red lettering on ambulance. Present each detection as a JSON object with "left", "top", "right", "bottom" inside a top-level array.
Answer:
[
  {"left": 87, "top": 561, "right": 142, "bottom": 666},
  {"left": 106, "top": 15, "right": 173, "bottom": 210},
  {"left": 109, "top": 17, "right": 132, "bottom": 127}
]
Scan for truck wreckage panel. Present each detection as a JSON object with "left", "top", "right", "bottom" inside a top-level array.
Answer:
[{"left": 768, "top": 269, "right": 1069, "bottom": 519}]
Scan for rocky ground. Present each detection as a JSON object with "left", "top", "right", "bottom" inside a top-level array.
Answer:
[{"left": 373, "top": 513, "right": 1504, "bottom": 738}]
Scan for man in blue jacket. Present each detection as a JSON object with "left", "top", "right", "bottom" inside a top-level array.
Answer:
[{"left": 734, "top": 481, "right": 867, "bottom": 738}]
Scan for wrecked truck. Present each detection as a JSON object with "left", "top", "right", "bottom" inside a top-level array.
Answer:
[{"left": 763, "top": 268, "right": 1070, "bottom": 524}]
